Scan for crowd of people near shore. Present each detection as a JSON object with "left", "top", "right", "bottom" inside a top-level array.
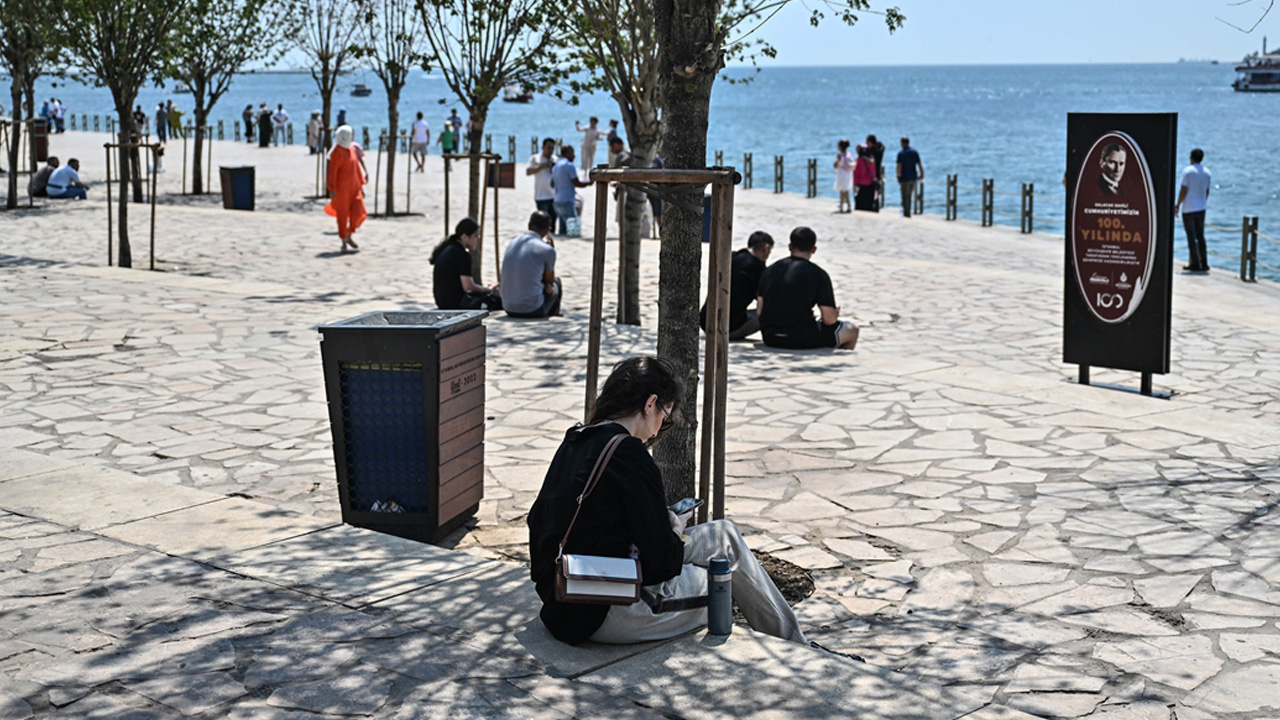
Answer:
[{"left": 833, "top": 134, "right": 924, "bottom": 218}]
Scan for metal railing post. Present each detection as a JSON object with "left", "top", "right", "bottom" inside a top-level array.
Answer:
[
  {"left": 1241, "top": 215, "right": 1258, "bottom": 282},
  {"left": 217, "top": 120, "right": 224, "bottom": 140},
  {"left": 235, "top": 123, "right": 241, "bottom": 142},
  {"left": 485, "top": 133, "right": 492, "bottom": 153},
  {"left": 287, "top": 123, "right": 294, "bottom": 145},
  {"left": 508, "top": 135, "right": 516, "bottom": 162},
  {"left": 774, "top": 155, "right": 783, "bottom": 193},
  {"left": 914, "top": 182, "right": 924, "bottom": 215},
  {"left": 744, "top": 152, "right": 753, "bottom": 189},
  {"left": 981, "top": 179, "right": 994, "bottom": 227},
  {"left": 94, "top": 116, "right": 100, "bottom": 132},
  {"left": 806, "top": 158, "right": 817, "bottom": 198},
  {"left": 531, "top": 136, "right": 538, "bottom": 155},
  {"left": 714, "top": 150, "right": 723, "bottom": 166},
  {"left": 946, "top": 174, "right": 957, "bottom": 220},
  {"left": 362, "top": 127, "right": 370, "bottom": 148},
  {"left": 1020, "top": 183, "right": 1034, "bottom": 233}
]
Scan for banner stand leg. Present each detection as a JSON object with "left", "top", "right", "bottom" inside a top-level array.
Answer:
[
  {"left": 1078, "top": 365, "right": 1090, "bottom": 386},
  {"left": 1140, "top": 372, "right": 1152, "bottom": 397}
]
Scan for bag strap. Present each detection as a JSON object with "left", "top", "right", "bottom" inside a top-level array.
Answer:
[{"left": 557, "top": 433, "right": 626, "bottom": 560}]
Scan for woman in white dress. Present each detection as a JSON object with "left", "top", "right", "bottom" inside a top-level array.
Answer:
[{"left": 833, "top": 139, "right": 855, "bottom": 213}]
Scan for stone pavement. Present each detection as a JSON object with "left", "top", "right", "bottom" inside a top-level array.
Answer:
[
  {"left": 0, "top": 446, "right": 1018, "bottom": 719},
  {"left": 3, "top": 132, "right": 1280, "bottom": 717}
]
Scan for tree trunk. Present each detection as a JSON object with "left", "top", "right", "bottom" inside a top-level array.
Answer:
[
  {"left": 466, "top": 103, "right": 488, "bottom": 280},
  {"left": 114, "top": 105, "right": 135, "bottom": 268},
  {"left": 384, "top": 91, "right": 399, "bottom": 216},
  {"left": 193, "top": 101, "right": 208, "bottom": 195},
  {"left": 653, "top": 0, "right": 723, "bottom": 502},
  {"left": 6, "top": 84, "right": 21, "bottom": 209}
]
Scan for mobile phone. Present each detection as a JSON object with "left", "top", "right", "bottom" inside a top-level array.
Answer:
[{"left": 668, "top": 497, "right": 704, "bottom": 515}]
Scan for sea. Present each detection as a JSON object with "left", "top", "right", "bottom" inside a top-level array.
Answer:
[{"left": 20, "top": 62, "right": 1280, "bottom": 280}]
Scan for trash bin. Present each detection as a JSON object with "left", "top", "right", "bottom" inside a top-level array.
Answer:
[
  {"left": 319, "top": 310, "right": 488, "bottom": 543},
  {"left": 219, "top": 165, "right": 255, "bottom": 210},
  {"left": 32, "top": 119, "right": 48, "bottom": 162}
]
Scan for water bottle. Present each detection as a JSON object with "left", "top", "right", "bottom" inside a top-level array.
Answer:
[{"left": 708, "top": 557, "right": 733, "bottom": 636}]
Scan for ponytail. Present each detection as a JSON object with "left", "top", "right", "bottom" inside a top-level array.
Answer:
[{"left": 430, "top": 217, "right": 480, "bottom": 264}]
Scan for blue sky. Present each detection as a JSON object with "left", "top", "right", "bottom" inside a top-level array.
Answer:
[{"left": 749, "top": 0, "right": 1277, "bottom": 65}]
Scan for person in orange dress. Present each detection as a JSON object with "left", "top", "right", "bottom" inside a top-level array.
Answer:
[{"left": 325, "top": 125, "right": 367, "bottom": 251}]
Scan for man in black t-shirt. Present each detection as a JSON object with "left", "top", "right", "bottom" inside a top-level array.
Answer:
[
  {"left": 700, "top": 230, "right": 774, "bottom": 340},
  {"left": 757, "top": 227, "right": 859, "bottom": 350}
]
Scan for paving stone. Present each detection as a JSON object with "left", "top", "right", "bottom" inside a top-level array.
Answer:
[
  {"left": 266, "top": 666, "right": 392, "bottom": 715},
  {"left": 1092, "top": 635, "right": 1223, "bottom": 691},
  {"left": 126, "top": 671, "right": 247, "bottom": 715},
  {"left": 1180, "top": 662, "right": 1280, "bottom": 712}
]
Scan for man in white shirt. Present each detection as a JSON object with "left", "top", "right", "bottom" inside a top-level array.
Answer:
[
  {"left": 1175, "top": 148, "right": 1211, "bottom": 273},
  {"left": 526, "top": 137, "right": 558, "bottom": 228},
  {"left": 272, "top": 104, "right": 289, "bottom": 146},
  {"left": 46, "top": 158, "right": 89, "bottom": 200},
  {"left": 411, "top": 112, "right": 431, "bottom": 172}
]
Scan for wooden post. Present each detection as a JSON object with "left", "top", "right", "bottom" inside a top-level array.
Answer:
[
  {"left": 493, "top": 173, "right": 502, "bottom": 283},
  {"left": 443, "top": 151, "right": 450, "bottom": 238},
  {"left": 150, "top": 145, "right": 158, "bottom": 271},
  {"left": 586, "top": 179, "right": 611, "bottom": 421},
  {"left": 616, "top": 184, "right": 627, "bottom": 324},
  {"left": 406, "top": 136, "right": 413, "bottom": 215},
  {"left": 477, "top": 157, "right": 490, "bottom": 275},
  {"left": 104, "top": 143, "right": 113, "bottom": 266},
  {"left": 372, "top": 132, "right": 384, "bottom": 215}
]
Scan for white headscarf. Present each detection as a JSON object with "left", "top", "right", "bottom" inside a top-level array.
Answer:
[{"left": 334, "top": 125, "right": 354, "bottom": 149}]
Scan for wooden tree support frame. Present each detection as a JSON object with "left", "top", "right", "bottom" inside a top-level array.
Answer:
[
  {"left": 442, "top": 152, "right": 504, "bottom": 281},
  {"left": 103, "top": 141, "right": 162, "bottom": 271},
  {"left": 180, "top": 125, "right": 215, "bottom": 196},
  {"left": 371, "top": 131, "right": 422, "bottom": 217},
  {"left": 1, "top": 119, "right": 45, "bottom": 208},
  {"left": 584, "top": 166, "right": 739, "bottom": 524}
]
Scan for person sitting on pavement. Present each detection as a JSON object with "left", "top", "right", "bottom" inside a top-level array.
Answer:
[
  {"left": 28, "top": 157, "right": 59, "bottom": 198},
  {"left": 699, "top": 230, "right": 774, "bottom": 341},
  {"left": 528, "top": 356, "right": 808, "bottom": 646},
  {"left": 757, "top": 226, "right": 859, "bottom": 350},
  {"left": 551, "top": 145, "right": 590, "bottom": 235},
  {"left": 45, "top": 158, "right": 89, "bottom": 200},
  {"left": 502, "top": 211, "right": 562, "bottom": 319},
  {"left": 430, "top": 217, "right": 501, "bottom": 311}
]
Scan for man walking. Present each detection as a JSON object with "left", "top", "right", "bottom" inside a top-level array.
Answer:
[
  {"left": 552, "top": 146, "right": 589, "bottom": 235},
  {"left": 895, "top": 136, "right": 923, "bottom": 218},
  {"left": 527, "top": 137, "right": 558, "bottom": 228},
  {"left": 411, "top": 112, "right": 430, "bottom": 172},
  {"left": 757, "top": 227, "right": 859, "bottom": 350},
  {"left": 1175, "top": 148, "right": 1211, "bottom": 273},
  {"left": 502, "top": 211, "right": 562, "bottom": 319},
  {"left": 242, "top": 105, "right": 254, "bottom": 143}
]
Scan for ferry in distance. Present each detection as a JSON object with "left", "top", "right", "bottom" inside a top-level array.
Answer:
[
  {"left": 1233, "top": 37, "right": 1280, "bottom": 92},
  {"left": 351, "top": 83, "right": 373, "bottom": 97}
]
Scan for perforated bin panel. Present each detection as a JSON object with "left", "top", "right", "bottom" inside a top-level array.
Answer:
[{"left": 339, "top": 362, "right": 431, "bottom": 513}]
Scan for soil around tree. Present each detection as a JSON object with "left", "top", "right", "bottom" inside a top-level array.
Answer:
[{"left": 752, "top": 549, "right": 815, "bottom": 606}]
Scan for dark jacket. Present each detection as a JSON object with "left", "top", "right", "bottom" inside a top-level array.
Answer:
[{"left": 527, "top": 423, "right": 684, "bottom": 644}]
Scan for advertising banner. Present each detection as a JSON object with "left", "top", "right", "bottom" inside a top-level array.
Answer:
[{"left": 1064, "top": 114, "right": 1175, "bottom": 386}]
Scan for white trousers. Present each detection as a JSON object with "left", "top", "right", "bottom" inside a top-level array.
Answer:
[{"left": 590, "top": 519, "right": 808, "bottom": 645}]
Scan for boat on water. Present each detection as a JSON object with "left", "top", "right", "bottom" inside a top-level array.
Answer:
[
  {"left": 351, "top": 83, "right": 373, "bottom": 97},
  {"left": 1233, "top": 37, "right": 1280, "bottom": 92},
  {"left": 502, "top": 86, "right": 533, "bottom": 103},
  {"left": 173, "top": 83, "right": 191, "bottom": 93}
]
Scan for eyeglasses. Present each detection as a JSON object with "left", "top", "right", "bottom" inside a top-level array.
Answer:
[{"left": 658, "top": 404, "right": 673, "bottom": 434}]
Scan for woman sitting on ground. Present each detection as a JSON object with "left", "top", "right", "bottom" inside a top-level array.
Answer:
[
  {"left": 430, "top": 218, "right": 501, "bottom": 310},
  {"left": 528, "top": 356, "right": 807, "bottom": 645}
]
